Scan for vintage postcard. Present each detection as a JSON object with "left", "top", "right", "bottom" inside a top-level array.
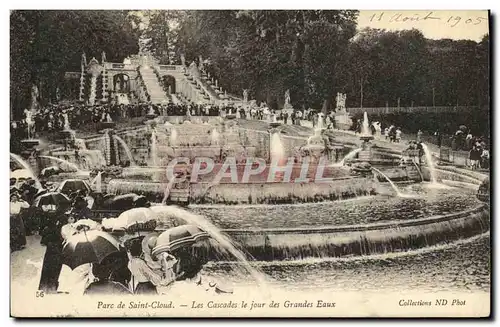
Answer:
[{"left": 10, "top": 9, "right": 490, "bottom": 318}]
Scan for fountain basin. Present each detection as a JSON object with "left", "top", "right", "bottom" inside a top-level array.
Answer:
[
  {"left": 217, "top": 204, "right": 489, "bottom": 260},
  {"left": 107, "top": 176, "right": 377, "bottom": 205}
]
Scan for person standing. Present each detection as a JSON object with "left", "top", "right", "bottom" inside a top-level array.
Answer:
[
  {"left": 417, "top": 129, "right": 423, "bottom": 143},
  {"left": 296, "top": 110, "right": 302, "bottom": 126},
  {"left": 10, "top": 191, "right": 29, "bottom": 252},
  {"left": 395, "top": 127, "right": 402, "bottom": 143},
  {"left": 481, "top": 147, "right": 490, "bottom": 169},
  {"left": 469, "top": 146, "right": 481, "bottom": 170},
  {"left": 466, "top": 131, "right": 473, "bottom": 150},
  {"left": 38, "top": 209, "right": 67, "bottom": 293},
  {"left": 434, "top": 129, "right": 442, "bottom": 148}
]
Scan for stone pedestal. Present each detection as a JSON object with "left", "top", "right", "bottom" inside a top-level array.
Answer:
[{"left": 359, "top": 135, "right": 374, "bottom": 163}]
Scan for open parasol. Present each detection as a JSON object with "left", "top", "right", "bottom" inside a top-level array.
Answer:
[
  {"left": 151, "top": 224, "right": 210, "bottom": 258},
  {"left": 32, "top": 192, "right": 71, "bottom": 212},
  {"left": 62, "top": 230, "right": 121, "bottom": 270},
  {"left": 102, "top": 207, "right": 157, "bottom": 232},
  {"left": 56, "top": 179, "right": 92, "bottom": 195}
]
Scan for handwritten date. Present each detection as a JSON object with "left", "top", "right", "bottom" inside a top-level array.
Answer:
[{"left": 369, "top": 12, "right": 487, "bottom": 28}]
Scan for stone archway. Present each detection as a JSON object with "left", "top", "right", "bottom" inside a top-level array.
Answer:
[
  {"left": 161, "top": 75, "right": 176, "bottom": 94},
  {"left": 113, "top": 74, "right": 130, "bottom": 93}
]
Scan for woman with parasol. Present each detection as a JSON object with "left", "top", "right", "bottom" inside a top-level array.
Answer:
[
  {"left": 152, "top": 225, "right": 233, "bottom": 295},
  {"left": 84, "top": 254, "right": 132, "bottom": 296},
  {"left": 61, "top": 228, "right": 131, "bottom": 295},
  {"left": 126, "top": 237, "right": 176, "bottom": 295}
]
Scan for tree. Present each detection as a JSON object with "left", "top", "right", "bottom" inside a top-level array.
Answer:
[
  {"left": 10, "top": 10, "right": 140, "bottom": 116},
  {"left": 166, "top": 10, "right": 358, "bottom": 109}
]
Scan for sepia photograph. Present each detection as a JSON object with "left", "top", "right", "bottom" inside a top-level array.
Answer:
[{"left": 9, "top": 9, "right": 491, "bottom": 318}]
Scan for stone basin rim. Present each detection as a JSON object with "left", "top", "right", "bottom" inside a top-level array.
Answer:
[{"left": 197, "top": 204, "right": 488, "bottom": 235}]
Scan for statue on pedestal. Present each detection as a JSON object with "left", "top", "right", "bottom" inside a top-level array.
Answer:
[
  {"left": 24, "top": 109, "right": 34, "bottom": 139},
  {"left": 336, "top": 92, "right": 347, "bottom": 113},
  {"left": 283, "top": 89, "right": 294, "bottom": 110},
  {"left": 243, "top": 89, "right": 248, "bottom": 103}
]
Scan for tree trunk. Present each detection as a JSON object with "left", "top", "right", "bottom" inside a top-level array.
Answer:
[
  {"left": 322, "top": 98, "right": 331, "bottom": 114},
  {"left": 360, "top": 77, "right": 364, "bottom": 109},
  {"left": 266, "top": 92, "right": 273, "bottom": 108}
]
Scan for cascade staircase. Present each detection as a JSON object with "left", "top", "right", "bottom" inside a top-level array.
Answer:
[{"left": 139, "top": 66, "right": 171, "bottom": 104}]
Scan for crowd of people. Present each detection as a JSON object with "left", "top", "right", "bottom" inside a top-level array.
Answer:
[
  {"left": 10, "top": 177, "right": 93, "bottom": 252},
  {"left": 9, "top": 171, "right": 226, "bottom": 296},
  {"left": 9, "top": 171, "right": 220, "bottom": 295}
]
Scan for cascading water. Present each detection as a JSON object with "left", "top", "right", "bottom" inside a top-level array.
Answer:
[
  {"left": 74, "top": 138, "right": 87, "bottom": 150},
  {"left": 333, "top": 148, "right": 362, "bottom": 167},
  {"left": 412, "top": 160, "right": 425, "bottom": 182},
  {"left": 210, "top": 128, "right": 220, "bottom": 146},
  {"left": 39, "top": 155, "right": 82, "bottom": 173},
  {"left": 161, "top": 177, "right": 177, "bottom": 204},
  {"left": 152, "top": 205, "right": 269, "bottom": 287},
  {"left": 421, "top": 143, "right": 438, "bottom": 184},
  {"left": 316, "top": 114, "right": 325, "bottom": 132},
  {"left": 10, "top": 153, "right": 42, "bottom": 189},
  {"left": 82, "top": 150, "right": 107, "bottom": 168},
  {"left": 170, "top": 128, "right": 178, "bottom": 147},
  {"left": 63, "top": 112, "right": 71, "bottom": 131},
  {"left": 150, "top": 129, "right": 158, "bottom": 167},
  {"left": 361, "top": 112, "right": 371, "bottom": 136},
  {"left": 89, "top": 171, "right": 102, "bottom": 193},
  {"left": 371, "top": 166, "right": 404, "bottom": 197},
  {"left": 113, "top": 135, "right": 137, "bottom": 166},
  {"left": 89, "top": 76, "right": 97, "bottom": 105},
  {"left": 270, "top": 132, "right": 285, "bottom": 164}
]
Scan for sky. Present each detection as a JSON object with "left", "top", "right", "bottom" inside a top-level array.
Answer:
[{"left": 357, "top": 10, "right": 489, "bottom": 41}]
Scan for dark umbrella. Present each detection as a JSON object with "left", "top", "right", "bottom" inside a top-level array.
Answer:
[
  {"left": 32, "top": 192, "right": 71, "bottom": 211},
  {"left": 57, "top": 179, "right": 91, "bottom": 195},
  {"left": 62, "top": 230, "right": 121, "bottom": 270},
  {"left": 34, "top": 188, "right": 49, "bottom": 199},
  {"left": 151, "top": 224, "right": 210, "bottom": 258},
  {"left": 104, "top": 193, "right": 150, "bottom": 211}
]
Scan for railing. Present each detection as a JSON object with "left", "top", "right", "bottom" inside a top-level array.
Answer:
[
  {"left": 194, "top": 76, "right": 219, "bottom": 103},
  {"left": 158, "top": 65, "right": 184, "bottom": 71},
  {"left": 347, "top": 106, "right": 481, "bottom": 115},
  {"left": 105, "top": 62, "right": 138, "bottom": 71}
]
